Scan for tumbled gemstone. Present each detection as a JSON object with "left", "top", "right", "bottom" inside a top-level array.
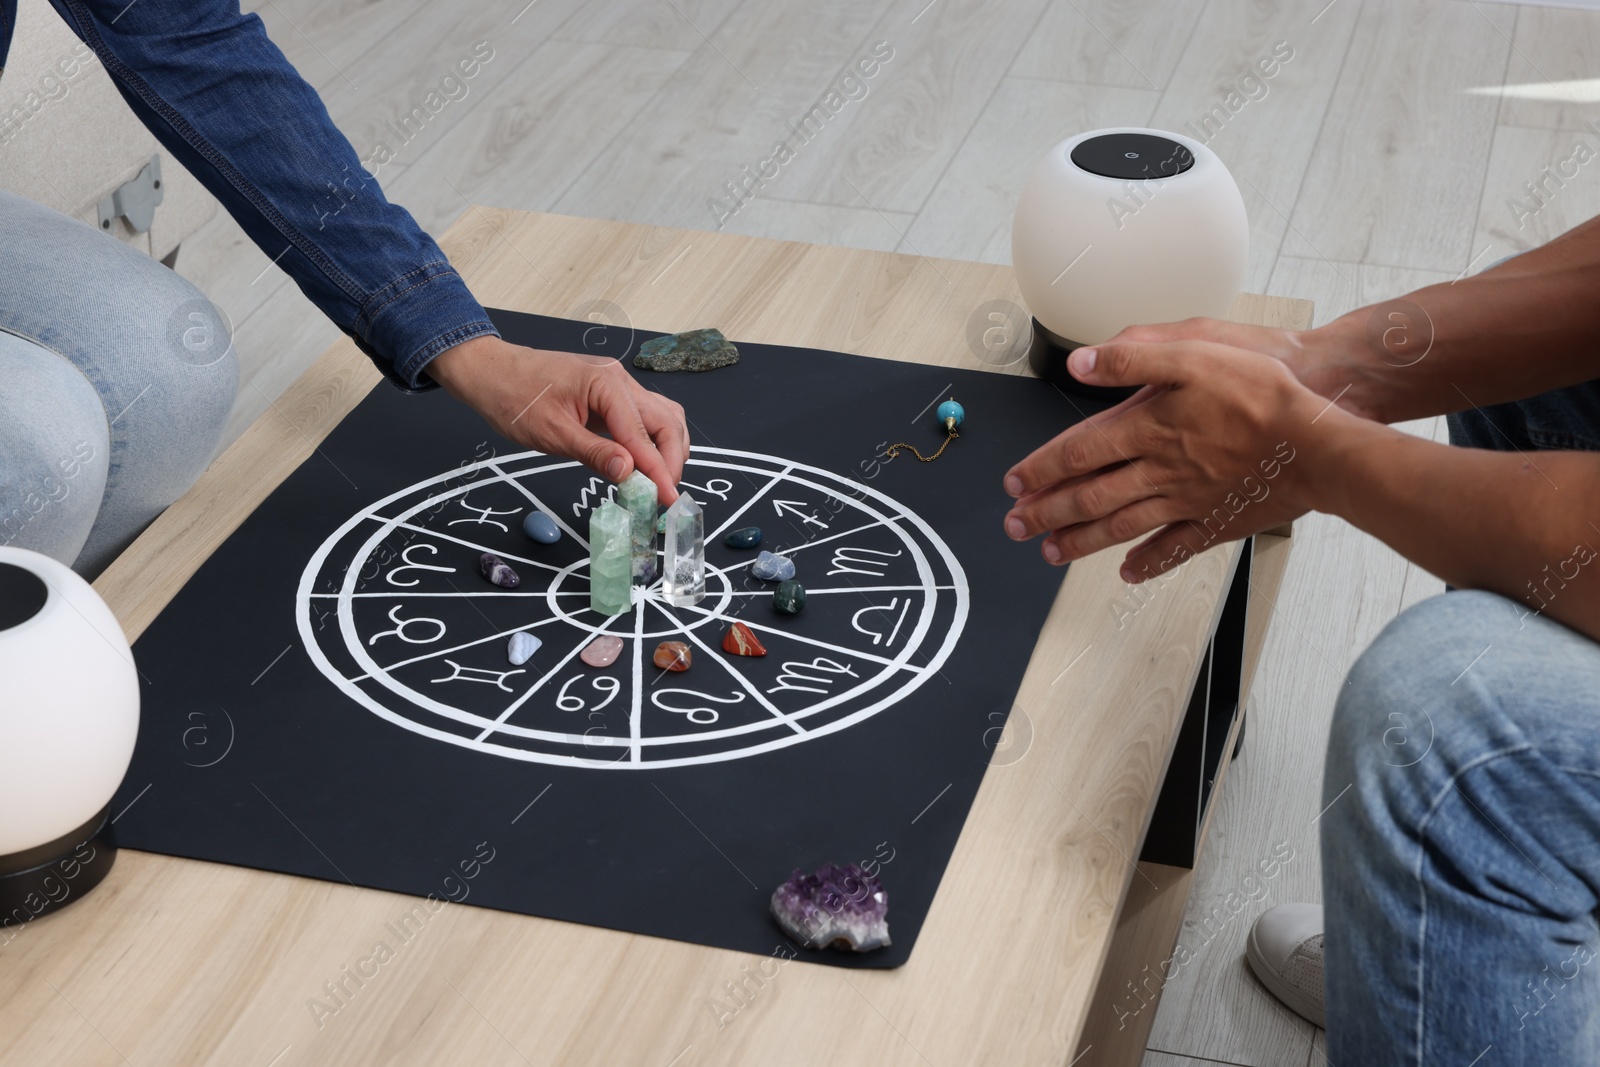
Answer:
[
  {"left": 479, "top": 552, "right": 520, "bottom": 589},
  {"left": 507, "top": 631, "right": 542, "bottom": 665},
  {"left": 522, "top": 511, "right": 561, "bottom": 544},
  {"left": 770, "top": 863, "right": 890, "bottom": 952},
  {"left": 722, "top": 621, "right": 766, "bottom": 657},
  {"left": 580, "top": 634, "right": 624, "bottom": 668},
  {"left": 724, "top": 526, "right": 762, "bottom": 549},
  {"left": 773, "top": 580, "right": 805, "bottom": 615},
  {"left": 751, "top": 550, "right": 795, "bottom": 582},
  {"left": 653, "top": 641, "right": 692, "bottom": 671}
]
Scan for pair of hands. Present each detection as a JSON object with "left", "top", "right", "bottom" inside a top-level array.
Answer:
[
  {"left": 1003, "top": 318, "right": 1372, "bottom": 582},
  {"left": 428, "top": 335, "right": 689, "bottom": 504}
]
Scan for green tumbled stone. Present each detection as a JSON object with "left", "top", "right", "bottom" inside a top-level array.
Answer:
[
  {"left": 633, "top": 328, "right": 740, "bottom": 373},
  {"left": 773, "top": 579, "right": 806, "bottom": 615},
  {"left": 724, "top": 526, "right": 762, "bottom": 549}
]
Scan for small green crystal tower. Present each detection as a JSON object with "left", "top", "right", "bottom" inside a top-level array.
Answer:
[
  {"left": 589, "top": 499, "right": 632, "bottom": 615},
  {"left": 617, "top": 471, "right": 659, "bottom": 584},
  {"left": 662, "top": 492, "right": 705, "bottom": 606}
]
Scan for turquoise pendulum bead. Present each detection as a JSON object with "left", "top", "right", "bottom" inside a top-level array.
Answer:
[
  {"left": 885, "top": 396, "right": 965, "bottom": 463},
  {"left": 936, "top": 399, "right": 964, "bottom": 431}
]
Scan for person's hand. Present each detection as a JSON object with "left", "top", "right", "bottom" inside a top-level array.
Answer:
[
  {"left": 1100, "top": 315, "right": 1388, "bottom": 423},
  {"left": 426, "top": 335, "right": 688, "bottom": 502},
  {"left": 1002, "top": 337, "right": 1327, "bottom": 581}
]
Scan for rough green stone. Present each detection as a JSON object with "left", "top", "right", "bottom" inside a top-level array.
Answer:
[
  {"left": 632, "top": 328, "right": 740, "bottom": 373},
  {"left": 589, "top": 500, "right": 632, "bottom": 615},
  {"left": 773, "top": 579, "right": 806, "bottom": 615}
]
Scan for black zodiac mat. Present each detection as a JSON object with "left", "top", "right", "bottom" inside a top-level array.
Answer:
[{"left": 113, "top": 310, "right": 1095, "bottom": 968}]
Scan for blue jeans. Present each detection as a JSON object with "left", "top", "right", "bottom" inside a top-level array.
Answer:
[
  {"left": 0, "top": 191, "right": 236, "bottom": 576},
  {"left": 1324, "top": 391, "right": 1600, "bottom": 1061}
]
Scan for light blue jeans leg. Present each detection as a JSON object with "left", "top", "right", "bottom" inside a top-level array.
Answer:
[
  {"left": 1323, "top": 590, "right": 1600, "bottom": 1064},
  {"left": 0, "top": 190, "right": 237, "bottom": 576}
]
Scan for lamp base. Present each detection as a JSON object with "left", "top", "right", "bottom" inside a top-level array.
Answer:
[
  {"left": 0, "top": 805, "right": 117, "bottom": 928},
  {"left": 1025, "top": 318, "right": 1139, "bottom": 403}
]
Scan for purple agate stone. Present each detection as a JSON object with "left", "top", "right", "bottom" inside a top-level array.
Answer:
[
  {"left": 769, "top": 862, "right": 890, "bottom": 953},
  {"left": 479, "top": 552, "right": 520, "bottom": 589}
]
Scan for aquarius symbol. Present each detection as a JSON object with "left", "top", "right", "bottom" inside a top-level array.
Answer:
[
  {"left": 448, "top": 498, "right": 520, "bottom": 532},
  {"left": 829, "top": 546, "right": 901, "bottom": 577},
  {"left": 431, "top": 659, "right": 525, "bottom": 692},
  {"left": 768, "top": 657, "right": 859, "bottom": 695},
  {"left": 369, "top": 605, "right": 446, "bottom": 646},
  {"left": 572, "top": 476, "right": 614, "bottom": 517},
  {"left": 386, "top": 543, "right": 456, "bottom": 587},
  {"left": 851, "top": 598, "right": 912, "bottom": 647}
]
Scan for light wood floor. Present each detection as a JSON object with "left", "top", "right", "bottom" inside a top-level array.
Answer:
[{"left": 172, "top": 1, "right": 1600, "bottom": 1063}]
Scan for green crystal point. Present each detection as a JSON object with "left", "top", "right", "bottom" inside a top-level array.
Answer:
[
  {"left": 618, "top": 471, "right": 659, "bottom": 584},
  {"left": 589, "top": 499, "right": 632, "bottom": 615}
]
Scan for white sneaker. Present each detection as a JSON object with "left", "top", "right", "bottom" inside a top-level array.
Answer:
[{"left": 1245, "top": 903, "right": 1327, "bottom": 1028}]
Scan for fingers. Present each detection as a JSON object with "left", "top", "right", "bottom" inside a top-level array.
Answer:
[
  {"left": 635, "top": 390, "right": 689, "bottom": 502},
  {"left": 1067, "top": 339, "right": 1197, "bottom": 392},
  {"left": 1004, "top": 419, "right": 1139, "bottom": 500},
  {"left": 1120, "top": 522, "right": 1213, "bottom": 581},
  {"left": 588, "top": 365, "right": 678, "bottom": 498},
  {"left": 1039, "top": 497, "right": 1177, "bottom": 565},
  {"left": 1004, "top": 461, "right": 1156, "bottom": 540}
]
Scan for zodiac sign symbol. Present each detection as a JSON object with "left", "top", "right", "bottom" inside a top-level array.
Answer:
[
  {"left": 678, "top": 477, "right": 733, "bottom": 501},
  {"left": 573, "top": 476, "right": 615, "bottom": 517},
  {"left": 851, "top": 598, "right": 912, "bottom": 647},
  {"left": 448, "top": 498, "right": 520, "bottom": 532},
  {"left": 773, "top": 499, "right": 828, "bottom": 529},
  {"left": 386, "top": 542, "right": 456, "bottom": 587},
  {"left": 555, "top": 674, "right": 621, "bottom": 712},
  {"left": 431, "top": 659, "right": 525, "bottom": 692},
  {"left": 768, "top": 657, "right": 859, "bottom": 695},
  {"left": 652, "top": 688, "right": 746, "bottom": 725},
  {"left": 369, "top": 605, "right": 446, "bottom": 646},
  {"left": 828, "top": 546, "right": 901, "bottom": 577}
]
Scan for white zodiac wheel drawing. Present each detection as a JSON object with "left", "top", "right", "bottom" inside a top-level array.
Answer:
[{"left": 296, "top": 447, "right": 969, "bottom": 769}]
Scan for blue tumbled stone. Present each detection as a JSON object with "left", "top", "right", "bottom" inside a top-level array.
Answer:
[
  {"left": 523, "top": 511, "right": 561, "bottom": 544},
  {"left": 751, "top": 550, "right": 795, "bottom": 582},
  {"left": 724, "top": 526, "right": 762, "bottom": 550}
]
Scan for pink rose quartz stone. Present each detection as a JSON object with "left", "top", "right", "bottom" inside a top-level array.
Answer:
[{"left": 580, "top": 635, "right": 624, "bottom": 668}]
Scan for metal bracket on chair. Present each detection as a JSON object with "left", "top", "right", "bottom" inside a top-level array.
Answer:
[{"left": 97, "top": 155, "right": 164, "bottom": 234}]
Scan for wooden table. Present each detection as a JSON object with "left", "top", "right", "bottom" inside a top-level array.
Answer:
[{"left": 1, "top": 210, "right": 1309, "bottom": 1067}]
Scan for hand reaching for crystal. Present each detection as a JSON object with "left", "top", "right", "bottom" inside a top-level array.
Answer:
[
  {"left": 427, "top": 335, "right": 688, "bottom": 504},
  {"left": 1001, "top": 336, "right": 1326, "bottom": 581}
]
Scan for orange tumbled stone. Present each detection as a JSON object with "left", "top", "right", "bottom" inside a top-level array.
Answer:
[
  {"left": 722, "top": 621, "right": 767, "bottom": 657},
  {"left": 653, "top": 641, "right": 692, "bottom": 671}
]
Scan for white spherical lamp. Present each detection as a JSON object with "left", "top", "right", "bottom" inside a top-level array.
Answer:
[
  {"left": 0, "top": 546, "right": 138, "bottom": 927},
  {"left": 1012, "top": 128, "right": 1248, "bottom": 398}
]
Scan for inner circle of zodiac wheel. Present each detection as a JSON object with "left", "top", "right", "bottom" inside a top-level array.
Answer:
[{"left": 296, "top": 447, "right": 968, "bottom": 768}]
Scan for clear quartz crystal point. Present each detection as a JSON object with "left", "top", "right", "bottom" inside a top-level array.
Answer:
[
  {"left": 589, "top": 499, "right": 632, "bottom": 615},
  {"left": 617, "top": 471, "right": 659, "bottom": 584},
  {"left": 662, "top": 492, "right": 705, "bottom": 606}
]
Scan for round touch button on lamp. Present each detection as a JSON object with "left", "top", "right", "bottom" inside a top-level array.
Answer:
[
  {"left": 1012, "top": 128, "right": 1249, "bottom": 401},
  {"left": 0, "top": 546, "right": 138, "bottom": 927}
]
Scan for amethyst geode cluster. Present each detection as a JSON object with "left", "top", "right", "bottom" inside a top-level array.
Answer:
[{"left": 769, "top": 862, "right": 890, "bottom": 953}]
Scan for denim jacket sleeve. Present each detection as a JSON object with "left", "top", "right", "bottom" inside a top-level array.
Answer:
[{"left": 44, "top": 0, "right": 499, "bottom": 390}]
